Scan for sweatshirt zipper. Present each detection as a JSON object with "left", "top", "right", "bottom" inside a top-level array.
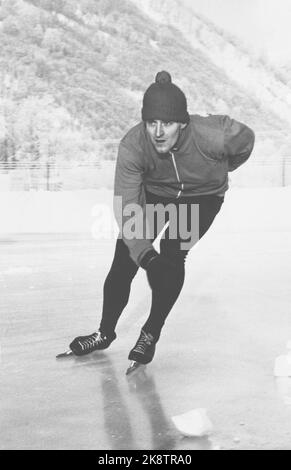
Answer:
[{"left": 170, "top": 151, "right": 184, "bottom": 198}]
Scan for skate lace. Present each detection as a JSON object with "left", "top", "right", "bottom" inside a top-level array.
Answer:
[
  {"left": 134, "top": 331, "right": 154, "bottom": 355},
  {"left": 79, "top": 332, "right": 104, "bottom": 351}
]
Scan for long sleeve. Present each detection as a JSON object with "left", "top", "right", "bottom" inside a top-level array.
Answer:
[
  {"left": 222, "top": 116, "right": 255, "bottom": 172},
  {"left": 113, "top": 142, "right": 153, "bottom": 266}
]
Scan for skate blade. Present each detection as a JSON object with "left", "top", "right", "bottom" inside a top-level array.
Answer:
[
  {"left": 56, "top": 349, "right": 73, "bottom": 358},
  {"left": 126, "top": 361, "right": 145, "bottom": 376}
]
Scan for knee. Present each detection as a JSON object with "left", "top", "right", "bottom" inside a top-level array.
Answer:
[{"left": 106, "top": 264, "right": 138, "bottom": 285}]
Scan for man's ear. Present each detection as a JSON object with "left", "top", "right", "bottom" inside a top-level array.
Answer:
[{"left": 180, "top": 123, "right": 187, "bottom": 130}]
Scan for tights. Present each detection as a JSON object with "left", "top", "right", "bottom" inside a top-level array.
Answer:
[{"left": 99, "top": 191, "right": 224, "bottom": 340}]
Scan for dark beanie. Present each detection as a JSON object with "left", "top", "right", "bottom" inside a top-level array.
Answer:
[{"left": 142, "top": 71, "right": 189, "bottom": 124}]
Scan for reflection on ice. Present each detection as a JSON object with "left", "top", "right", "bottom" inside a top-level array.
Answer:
[
  {"left": 88, "top": 356, "right": 219, "bottom": 450},
  {"left": 126, "top": 368, "right": 177, "bottom": 450}
]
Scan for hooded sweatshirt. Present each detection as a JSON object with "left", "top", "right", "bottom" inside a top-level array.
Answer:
[{"left": 113, "top": 114, "right": 255, "bottom": 266}]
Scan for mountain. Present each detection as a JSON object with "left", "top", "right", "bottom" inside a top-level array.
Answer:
[
  {"left": 133, "top": 0, "right": 291, "bottom": 127},
  {"left": 0, "top": 0, "right": 289, "bottom": 168}
]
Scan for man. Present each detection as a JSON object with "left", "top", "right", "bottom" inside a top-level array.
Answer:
[{"left": 68, "top": 71, "right": 255, "bottom": 373}]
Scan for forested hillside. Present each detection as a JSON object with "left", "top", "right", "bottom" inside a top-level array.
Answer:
[{"left": 0, "top": 0, "right": 289, "bottom": 167}]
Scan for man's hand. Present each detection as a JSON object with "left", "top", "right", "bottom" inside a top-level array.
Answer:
[{"left": 140, "top": 249, "right": 177, "bottom": 290}]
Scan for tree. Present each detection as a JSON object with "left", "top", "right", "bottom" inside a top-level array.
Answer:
[
  {"left": 0, "top": 137, "right": 15, "bottom": 163},
  {"left": 2, "top": 16, "right": 21, "bottom": 35},
  {"left": 28, "top": 23, "right": 44, "bottom": 45},
  {"left": 42, "top": 28, "right": 63, "bottom": 52}
]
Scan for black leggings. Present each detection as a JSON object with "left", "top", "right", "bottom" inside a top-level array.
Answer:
[{"left": 99, "top": 191, "right": 224, "bottom": 340}]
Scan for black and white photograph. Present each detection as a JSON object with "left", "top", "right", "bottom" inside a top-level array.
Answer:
[{"left": 1, "top": 0, "right": 291, "bottom": 452}]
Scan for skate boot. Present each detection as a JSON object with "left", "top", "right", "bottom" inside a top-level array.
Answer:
[
  {"left": 69, "top": 330, "right": 116, "bottom": 356},
  {"left": 126, "top": 329, "right": 156, "bottom": 375}
]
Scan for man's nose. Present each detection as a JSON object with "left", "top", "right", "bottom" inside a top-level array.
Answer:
[{"left": 155, "top": 121, "right": 164, "bottom": 137}]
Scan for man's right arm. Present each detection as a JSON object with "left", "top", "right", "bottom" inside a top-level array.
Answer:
[{"left": 113, "top": 142, "right": 154, "bottom": 266}]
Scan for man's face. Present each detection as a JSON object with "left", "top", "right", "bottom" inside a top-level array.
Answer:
[{"left": 145, "top": 120, "right": 187, "bottom": 154}]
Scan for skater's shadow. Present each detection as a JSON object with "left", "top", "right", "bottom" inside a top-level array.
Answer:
[
  {"left": 99, "top": 356, "right": 135, "bottom": 450},
  {"left": 98, "top": 356, "right": 176, "bottom": 450},
  {"left": 126, "top": 368, "right": 177, "bottom": 449},
  {"left": 93, "top": 355, "right": 213, "bottom": 450},
  {"left": 69, "top": 352, "right": 135, "bottom": 448}
]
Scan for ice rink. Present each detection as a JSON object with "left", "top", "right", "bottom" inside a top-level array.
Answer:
[{"left": 1, "top": 188, "right": 291, "bottom": 450}]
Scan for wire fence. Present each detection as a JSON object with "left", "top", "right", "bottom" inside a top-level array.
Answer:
[
  {"left": 0, "top": 157, "right": 291, "bottom": 191},
  {"left": 0, "top": 160, "right": 113, "bottom": 191}
]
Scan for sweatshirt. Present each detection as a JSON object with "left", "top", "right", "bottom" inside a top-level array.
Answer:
[{"left": 113, "top": 114, "right": 255, "bottom": 266}]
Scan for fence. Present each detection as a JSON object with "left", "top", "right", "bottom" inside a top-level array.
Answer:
[
  {"left": 1, "top": 157, "right": 291, "bottom": 191},
  {"left": 0, "top": 160, "right": 115, "bottom": 191},
  {"left": 229, "top": 155, "right": 291, "bottom": 188}
]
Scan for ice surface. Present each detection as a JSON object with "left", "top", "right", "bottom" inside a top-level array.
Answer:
[
  {"left": 1, "top": 186, "right": 291, "bottom": 234},
  {"left": 1, "top": 187, "right": 291, "bottom": 450},
  {"left": 274, "top": 354, "right": 291, "bottom": 377}
]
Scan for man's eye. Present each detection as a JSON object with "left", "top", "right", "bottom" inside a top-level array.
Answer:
[{"left": 164, "top": 121, "right": 173, "bottom": 126}]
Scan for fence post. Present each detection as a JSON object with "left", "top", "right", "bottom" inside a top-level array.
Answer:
[
  {"left": 46, "top": 160, "right": 50, "bottom": 191},
  {"left": 282, "top": 156, "right": 286, "bottom": 187}
]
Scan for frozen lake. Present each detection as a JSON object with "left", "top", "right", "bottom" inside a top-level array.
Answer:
[{"left": 1, "top": 188, "right": 291, "bottom": 450}]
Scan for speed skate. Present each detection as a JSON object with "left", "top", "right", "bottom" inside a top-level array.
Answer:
[
  {"left": 126, "top": 360, "right": 146, "bottom": 375},
  {"left": 56, "top": 349, "right": 73, "bottom": 358},
  {"left": 56, "top": 351, "right": 146, "bottom": 376}
]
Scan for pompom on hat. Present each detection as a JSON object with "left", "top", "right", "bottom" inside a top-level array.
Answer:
[{"left": 142, "top": 71, "right": 189, "bottom": 124}]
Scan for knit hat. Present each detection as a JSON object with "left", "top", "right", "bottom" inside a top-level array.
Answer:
[{"left": 142, "top": 71, "right": 189, "bottom": 124}]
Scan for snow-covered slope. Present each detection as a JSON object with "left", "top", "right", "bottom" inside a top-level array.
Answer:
[{"left": 132, "top": 0, "right": 291, "bottom": 127}]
